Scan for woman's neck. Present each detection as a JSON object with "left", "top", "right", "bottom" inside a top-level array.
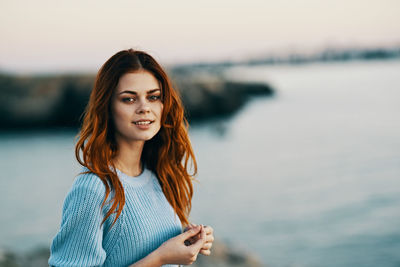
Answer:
[{"left": 113, "top": 139, "right": 145, "bottom": 177}]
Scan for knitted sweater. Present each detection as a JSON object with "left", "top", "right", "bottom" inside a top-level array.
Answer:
[{"left": 49, "top": 168, "right": 182, "bottom": 267}]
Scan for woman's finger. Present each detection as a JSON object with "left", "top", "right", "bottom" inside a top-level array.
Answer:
[
  {"left": 185, "top": 224, "right": 213, "bottom": 245},
  {"left": 180, "top": 225, "right": 201, "bottom": 242},
  {"left": 189, "top": 225, "right": 206, "bottom": 252},
  {"left": 184, "top": 223, "right": 195, "bottom": 232},
  {"left": 201, "top": 242, "right": 212, "bottom": 250},
  {"left": 199, "top": 249, "right": 211, "bottom": 256},
  {"left": 204, "top": 225, "right": 213, "bottom": 234},
  {"left": 205, "top": 234, "right": 214, "bottom": 243},
  {"left": 184, "top": 223, "right": 197, "bottom": 231}
]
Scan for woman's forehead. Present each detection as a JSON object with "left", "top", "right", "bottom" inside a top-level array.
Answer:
[{"left": 116, "top": 71, "right": 160, "bottom": 93}]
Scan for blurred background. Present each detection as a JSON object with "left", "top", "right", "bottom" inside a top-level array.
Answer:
[{"left": 1, "top": 0, "right": 400, "bottom": 266}]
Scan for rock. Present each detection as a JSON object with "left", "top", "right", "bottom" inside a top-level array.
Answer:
[
  {"left": 0, "top": 249, "right": 19, "bottom": 267},
  {"left": 171, "top": 70, "right": 274, "bottom": 121},
  {"left": 0, "top": 68, "right": 274, "bottom": 130},
  {"left": 0, "top": 247, "right": 49, "bottom": 267},
  {"left": 190, "top": 240, "right": 263, "bottom": 267},
  {"left": 0, "top": 73, "right": 92, "bottom": 129}
]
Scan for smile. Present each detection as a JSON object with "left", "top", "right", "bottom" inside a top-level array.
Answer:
[{"left": 133, "top": 120, "right": 154, "bottom": 125}]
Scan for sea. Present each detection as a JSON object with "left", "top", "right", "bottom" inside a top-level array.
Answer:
[{"left": 1, "top": 60, "right": 399, "bottom": 267}]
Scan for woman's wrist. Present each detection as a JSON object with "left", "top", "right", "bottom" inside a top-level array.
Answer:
[
  {"left": 129, "top": 248, "right": 164, "bottom": 267},
  {"left": 150, "top": 247, "right": 165, "bottom": 266}
]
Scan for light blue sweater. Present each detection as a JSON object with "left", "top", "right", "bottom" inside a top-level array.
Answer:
[{"left": 49, "top": 168, "right": 182, "bottom": 267}]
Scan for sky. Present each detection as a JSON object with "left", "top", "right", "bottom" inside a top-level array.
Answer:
[{"left": 1, "top": 0, "right": 399, "bottom": 73}]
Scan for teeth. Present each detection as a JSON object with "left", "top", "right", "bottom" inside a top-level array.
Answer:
[{"left": 135, "top": 121, "right": 151, "bottom": 125}]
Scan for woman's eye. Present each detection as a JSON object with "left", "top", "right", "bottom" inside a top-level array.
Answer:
[
  {"left": 122, "top": 97, "right": 135, "bottom": 103},
  {"left": 149, "top": 95, "right": 161, "bottom": 101}
]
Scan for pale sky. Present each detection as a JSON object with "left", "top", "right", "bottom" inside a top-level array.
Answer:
[{"left": 1, "top": 0, "right": 399, "bottom": 73}]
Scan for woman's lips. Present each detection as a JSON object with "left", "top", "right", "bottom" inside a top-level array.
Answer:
[
  {"left": 132, "top": 120, "right": 154, "bottom": 129},
  {"left": 133, "top": 120, "right": 153, "bottom": 125}
]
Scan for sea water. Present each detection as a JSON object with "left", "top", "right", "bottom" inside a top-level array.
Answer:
[{"left": 1, "top": 60, "right": 399, "bottom": 267}]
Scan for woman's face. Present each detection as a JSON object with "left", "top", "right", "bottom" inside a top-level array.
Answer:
[{"left": 111, "top": 70, "right": 163, "bottom": 145}]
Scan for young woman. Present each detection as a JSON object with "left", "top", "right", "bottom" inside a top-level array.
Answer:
[{"left": 49, "top": 49, "right": 214, "bottom": 266}]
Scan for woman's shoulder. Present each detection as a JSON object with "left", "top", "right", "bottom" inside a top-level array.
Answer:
[
  {"left": 70, "top": 167, "right": 107, "bottom": 196},
  {"left": 59, "top": 168, "right": 110, "bottom": 214}
]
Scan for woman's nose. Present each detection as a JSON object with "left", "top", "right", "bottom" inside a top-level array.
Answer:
[{"left": 136, "top": 99, "right": 150, "bottom": 114}]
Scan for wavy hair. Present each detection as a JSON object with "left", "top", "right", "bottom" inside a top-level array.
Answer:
[{"left": 75, "top": 49, "right": 197, "bottom": 227}]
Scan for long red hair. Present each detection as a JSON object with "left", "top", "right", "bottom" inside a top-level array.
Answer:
[{"left": 75, "top": 49, "right": 197, "bottom": 227}]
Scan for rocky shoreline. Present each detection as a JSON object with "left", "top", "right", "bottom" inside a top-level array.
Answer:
[
  {"left": 0, "top": 68, "right": 274, "bottom": 130},
  {"left": 0, "top": 240, "right": 263, "bottom": 267}
]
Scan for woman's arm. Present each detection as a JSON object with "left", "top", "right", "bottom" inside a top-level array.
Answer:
[
  {"left": 130, "top": 225, "right": 206, "bottom": 266},
  {"left": 49, "top": 175, "right": 107, "bottom": 266}
]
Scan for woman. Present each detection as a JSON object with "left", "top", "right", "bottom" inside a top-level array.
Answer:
[{"left": 49, "top": 49, "right": 214, "bottom": 266}]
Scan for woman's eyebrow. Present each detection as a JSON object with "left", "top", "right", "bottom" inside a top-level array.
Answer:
[
  {"left": 119, "top": 89, "right": 160, "bottom": 95},
  {"left": 147, "top": 89, "right": 161, "bottom": 94}
]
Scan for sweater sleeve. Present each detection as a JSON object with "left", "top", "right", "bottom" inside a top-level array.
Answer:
[{"left": 49, "top": 173, "right": 107, "bottom": 267}]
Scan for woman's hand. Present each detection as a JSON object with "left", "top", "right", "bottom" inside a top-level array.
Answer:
[
  {"left": 184, "top": 223, "right": 214, "bottom": 256},
  {"left": 155, "top": 224, "right": 206, "bottom": 265}
]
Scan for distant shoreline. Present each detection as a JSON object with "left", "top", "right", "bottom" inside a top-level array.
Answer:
[
  {"left": 172, "top": 45, "right": 400, "bottom": 69},
  {"left": 1, "top": 45, "right": 399, "bottom": 76}
]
